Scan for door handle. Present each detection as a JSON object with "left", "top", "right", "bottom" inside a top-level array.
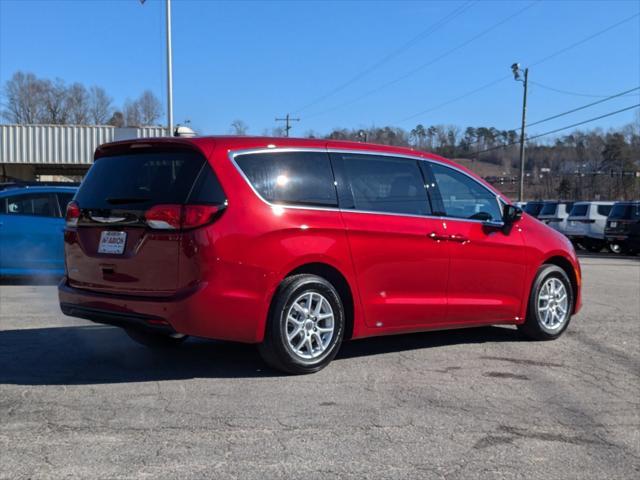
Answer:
[
  {"left": 448, "top": 234, "right": 469, "bottom": 243},
  {"left": 428, "top": 232, "right": 449, "bottom": 242}
]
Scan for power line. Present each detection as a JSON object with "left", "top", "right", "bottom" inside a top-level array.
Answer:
[
  {"left": 293, "top": 0, "right": 477, "bottom": 115},
  {"left": 469, "top": 104, "right": 640, "bottom": 157},
  {"left": 528, "top": 86, "right": 640, "bottom": 127},
  {"left": 397, "top": 11, "right": 640, "bottom": 125},
  {"left": 463, "top": 85, "right": 640, "bottom": 149},
  {"left": 301, "top": 1, "right": 538, "bottom": 120},
  {"left": 530, "top": 81, "right": 640, "bottom": 98}
]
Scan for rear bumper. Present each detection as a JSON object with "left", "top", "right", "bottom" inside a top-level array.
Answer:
[
  {"left": 60, "top": 302, "right": 176, "bottom": 334},
  {"left": 58, "top": 278, "right": 265, "bottom": 343}
]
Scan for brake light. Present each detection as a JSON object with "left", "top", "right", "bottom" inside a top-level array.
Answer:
[
  {"left": 65, "top": 201, "right": 80, "bottom": 227},
  {"left": 182, "top": 205, "right": 220, "bottom": 228},
  {"left": 145, "top": 204, "right": 221, "bottom": 230}
]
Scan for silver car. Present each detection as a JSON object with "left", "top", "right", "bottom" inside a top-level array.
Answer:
[
  {"left": 564, "top": 201, "right": 614, "bottom": 252},
  {"left": 537, "top": 201, "right": 574, "bottom": 236}
]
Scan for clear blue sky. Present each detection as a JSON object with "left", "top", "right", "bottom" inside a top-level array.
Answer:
[{"left": 1, "top": 0, "right": 639, "bottom": 139}]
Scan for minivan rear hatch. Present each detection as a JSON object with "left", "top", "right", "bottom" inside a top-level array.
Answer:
[
  {"left": 66, "top": 142, "right": 224, "bottom": 296},
  {"left": 607, "top": 203, "right": 640, "bottom": 234}
]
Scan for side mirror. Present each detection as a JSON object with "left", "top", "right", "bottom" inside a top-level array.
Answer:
[{"left": 503, "top": 204, "right": 523, "bottom": 224}]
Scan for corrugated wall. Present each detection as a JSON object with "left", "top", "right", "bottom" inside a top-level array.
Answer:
[{"left": 0, "top": 125, "right": 169, "bottom": 165}]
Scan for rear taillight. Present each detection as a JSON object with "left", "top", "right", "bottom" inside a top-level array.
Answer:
[
  {"left": 182, "top": 205, "right": 221, "bottom": 228},
  {"left": 144, "top": 204, "right": 221, "bottom": 230},
  {"left": 65, "top": 201, "right": 80, "bottom": 227}
]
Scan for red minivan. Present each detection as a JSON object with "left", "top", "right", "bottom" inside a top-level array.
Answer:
[{"left": 59, "top": 136, "right": 582, "bottom": 374}]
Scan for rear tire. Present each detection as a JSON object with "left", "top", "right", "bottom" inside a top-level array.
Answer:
[
  {"left": 518, "top": 265, "right": 573, "bottom": 341},
  {"left": 608, "top": 243, "right": 623, "bottom": 254},
  {"left": 258, "top": 274, "right": 345, "bottom": 374},
  {"left": 125, "top": 328, "right": 187, "bottom": 348}
]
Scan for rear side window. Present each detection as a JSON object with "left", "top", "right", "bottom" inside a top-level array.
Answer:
[
  {"left": 235, "top": 151, "right": 337, "bottom": 206},
  {"left": 336, "top": 154, "right": 430, "bottom": 216},
  {"left": 429, "top": 163, "right": 501, "bottom": 221},
  {"left": 4, "top": 193, "right": 55, "bottom": 217},
  {"left": 570, "top": 204, "right": 588, "bottom": 216},
  {"left": 597, "top": 205, "right": 613, "bottom": 217},
  {"left": 524, "top": 202, "right": 543, "bottom": 216},
  {"left": 609, "top": 204, "right": 640, "bottom": 219},
  {"left": 540, "top": 203, "right": 558, "bottom": 216},
  {"left": 75, "top": 150, "right": 214, "bottom": 209},
  {"left": 188, "top": 166, "right": 226, "bottom": 204}
]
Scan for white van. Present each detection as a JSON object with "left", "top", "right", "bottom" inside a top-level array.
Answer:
[
  {"left": 538, "top": 201, "right": 574, "bottom": 235},
  {"left": 564, "top": 201, "right": 614, "bottom": 251}
]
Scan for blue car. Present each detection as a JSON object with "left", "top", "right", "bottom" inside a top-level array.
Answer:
[{"left": 0, "top": 184, "right": 77, "bottom": 276}]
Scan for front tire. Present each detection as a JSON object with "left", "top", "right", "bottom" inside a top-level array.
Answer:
[
  {"left": 259, "top": 274, "right": 345, "bottom": 374},
  {"left": 518, "top": 265, "right": 573, "bottom": 340}
]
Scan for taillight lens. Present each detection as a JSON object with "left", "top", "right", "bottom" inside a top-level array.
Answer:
[
  {"left": 65, "top": 201, "right": 80, "bottom": 227},
  {"left": 145, "top": 204, "right": 221, "bottom": 230},
  {"left": 145, "top": 205, "right": 183, "bottom": 229},
  {"left": 182, "top": 205, "right": 220, "bottom": 228}
]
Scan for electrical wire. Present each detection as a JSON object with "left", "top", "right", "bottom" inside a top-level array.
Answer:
[
  {"left": 396, "top": 11, "right": 640, "bottom": 125},
  {"left": 301, "top": 1, "right": 538, "bottom": 120},
  {"left": 528, "top": 86, "right": 640, "bottom": 127},
  {"left": 530, "top": 81, "right": 640, "bottom": 98},
  {"left": 469, "top": 104, "right": 640, "bottom": 157},
  {"left": 293, "top": 0, "right": 478, "bottom": 114},
  {"left": 460, "top": 85, "right": 640, "bottom": 149}
]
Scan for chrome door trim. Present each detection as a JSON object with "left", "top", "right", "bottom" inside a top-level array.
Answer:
[{"left": 227, "top": 146, "right": 508, "bottom": 225}]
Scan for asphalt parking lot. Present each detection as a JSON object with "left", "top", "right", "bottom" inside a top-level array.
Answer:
[{"left": 1, "top": 254, "right": 638, "bottom": 479}]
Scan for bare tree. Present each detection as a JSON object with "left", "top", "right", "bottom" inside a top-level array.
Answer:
[
  {"left": 65, "top": 83, "right": 89, "bottom": 124},
  {"left": 137, "top": 90, "right": 162, "bottom": 125},
  {"left": 230, "top": 119, "right": 248, "bottom": 135},
  {"left": 41, "top": 78, "right": 69, "bottom": 124},
  {"left": 124, "top": 99, "right": 142, "bottom": 127},
  {"left": 1, "top": 71, "right": 47, "bottom": 123},
  {"left": 108, "top": 111, "right": 125, "bottom": 128},
  {"left": 88, "top": 86, "right": 113, "bottom": 124}
]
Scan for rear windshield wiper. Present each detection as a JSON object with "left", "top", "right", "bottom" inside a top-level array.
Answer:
[{"left": 106, "top": 197, "right": 151, "bottom": 205}]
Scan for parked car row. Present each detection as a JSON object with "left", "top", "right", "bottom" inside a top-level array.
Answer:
[{"left": 521, "top": 199, "right": 640, "bottom": 254}]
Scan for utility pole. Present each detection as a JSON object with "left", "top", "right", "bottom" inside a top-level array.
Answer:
[
  {"left": 140, "top": 0, "right": 174, "bottom": 136},
  {"left": 275, "top": 114, "right": 300, "bottom": 137},
  {"left": 166, "top": 0, "right": 174, "bottom": 137},
  {"left": 511, "top": 63, "right": 528, "bottom": 202}
]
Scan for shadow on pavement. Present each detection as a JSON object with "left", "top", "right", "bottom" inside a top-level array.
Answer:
[
  {"left": 0, "top": 275, "right": 62, "bottom": 286},
  {"left": 0, "top": 324, "right": 522, "bottom": 385}
]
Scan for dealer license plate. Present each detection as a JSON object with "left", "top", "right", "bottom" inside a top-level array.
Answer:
[{"left": 98, "top": 231, "right": 127, "bottom": 255}]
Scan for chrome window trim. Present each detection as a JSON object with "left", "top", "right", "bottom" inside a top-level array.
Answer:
[{"left": 227, "top": 147, "right": 507, "bottom": 225}]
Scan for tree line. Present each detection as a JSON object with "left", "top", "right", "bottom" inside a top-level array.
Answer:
[
  {"left": 1, "top": 71, "right": 163, "bottom": 127},
  {"left": 313, "top": 122, "right": 640, "bottom": 200}
]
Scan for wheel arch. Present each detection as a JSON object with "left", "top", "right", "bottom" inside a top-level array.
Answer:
[
  {"left": 542, "top": 255, "right": 579, "bottom": 313},
  {"left": 275, "top": 262, "right": 355, "bottom": 340}
]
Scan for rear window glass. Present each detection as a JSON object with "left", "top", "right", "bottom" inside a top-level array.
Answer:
[
  {"left": 235, "top": 151, "right": 337, "bottom": 206},
  {"left": 524, "top": 202, "right": 543, "bottom": 216},
  {"left": 609, "top": 204, "right": 640, "bottom": 219},
  {"left": 597, "top": 205, "right": 612, "bottom": 216},
  {"left": 570, "top": 204, "right": 588, "bottom": 216},
  {"left": 540, "top": 203, "right": 558, "bottom": 216},
  {"left": 75, "top": 150, "right": 219, "bottom": 209}
]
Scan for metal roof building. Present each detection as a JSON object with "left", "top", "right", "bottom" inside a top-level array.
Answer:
[{"left": 0, "top": 124, "right": 168, "bottom": 180}]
